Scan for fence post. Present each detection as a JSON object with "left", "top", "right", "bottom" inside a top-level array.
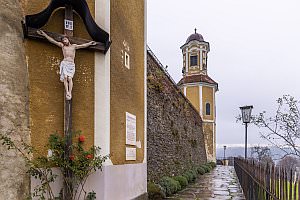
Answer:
[
  {"left": 266, "top": 162, "right": 270, "bottom": 200},
  {"left": 285, "top": 169, "right": 288, "bottom": 200},
  {"left": 294, "top": 171, "right": 297, "bottom": 200},
  {"left": 289, "top": 169, "right": 293, "bottom": 200}
]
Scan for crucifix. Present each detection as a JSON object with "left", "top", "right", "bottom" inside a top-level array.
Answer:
[{"left": 23, "top": 0, "right": 110, "bottom": 199}]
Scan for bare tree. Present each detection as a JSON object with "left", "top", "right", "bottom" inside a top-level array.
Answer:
[
  {"left": 277, "top": 156, "right": 300, "bottom": 172},
  {"left": 253, "top": 95, "right": 300, "bottom": 158},
  {"left": 250, "top": 145, "right": 274, "bottom": 165}
]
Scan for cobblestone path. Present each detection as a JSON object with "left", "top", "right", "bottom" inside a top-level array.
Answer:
[{"left": 165, "top": 166, "right": 245, "bottom": 200}]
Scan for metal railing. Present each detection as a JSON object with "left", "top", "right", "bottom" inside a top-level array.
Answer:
[{"left": 234, "top": 158, "right": 300, "bottom": 200}]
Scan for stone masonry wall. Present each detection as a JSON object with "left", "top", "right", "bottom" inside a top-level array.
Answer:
[
  {"left": 0, "top": 0, "right": 30, "bottom": 199},
  {"left": 147, "top": 50, "right": 207, "bottom": 182}
]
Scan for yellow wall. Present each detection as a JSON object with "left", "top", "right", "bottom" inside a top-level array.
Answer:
[
  {"left": 110, "top": 0, "right": 145, "bottom": 165},
  {"left": 186, "top": 86, "right": 199, "bottom": 112},
  {"left": 25, "top": 1, "right": 95, "bottom": 155},
  {"left": 202, "top": 86, "right": 214, "bottom": 120},
  {"left": 203, "top": 123, "right": 215, "bottom": 160}
]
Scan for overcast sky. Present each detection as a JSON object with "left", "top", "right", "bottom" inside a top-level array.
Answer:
[{"left": 147, "top": 0, "right": 300, "bottom": 146}]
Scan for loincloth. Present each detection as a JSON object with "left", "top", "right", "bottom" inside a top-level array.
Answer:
[{"left": 59, "top": 60, "right": 75, "bottom": 82}]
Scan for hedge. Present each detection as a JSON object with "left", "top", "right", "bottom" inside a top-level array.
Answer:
[
  {"left": 159, "top": 176, "right": 180, "bottom": 196},
  {"left": 196, "top": 166, "right": 206, "bottom": 175},
  {"left": 147, "top": 182, "right": 166, "bottom": 200},
  {"left": 173, "top": 176, "right": 188, "bottom": 188}
]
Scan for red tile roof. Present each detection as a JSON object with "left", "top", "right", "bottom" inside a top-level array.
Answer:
[{"left": 178, "top": 74, "right": 218, "bottom": 89}]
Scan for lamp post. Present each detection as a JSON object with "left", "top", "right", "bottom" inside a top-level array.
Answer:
[
  {"left": 223, "top": 145, "right": 227, "bottom": 160},
  {"left": 240, "top": 105, "right": 253, "bottom": 159}
]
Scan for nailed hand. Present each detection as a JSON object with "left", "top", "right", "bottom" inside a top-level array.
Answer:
[
  {"left": 37, "top": 30, "right": 45, "bottom": 36},
  {"left": 90, "top": 41, "right": 97, "bottom": 46}
]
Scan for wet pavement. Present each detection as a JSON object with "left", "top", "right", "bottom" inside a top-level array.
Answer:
[{"left": 165, "top": 166, "right": 245, "bottom": 200}]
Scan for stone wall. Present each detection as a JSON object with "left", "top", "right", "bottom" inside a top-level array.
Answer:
[
  {"left": 0, "top": 0, "right": 30, "bottom": 199},
  {"left": 147, "top": 50, "right": 207, "bottom": 182}
]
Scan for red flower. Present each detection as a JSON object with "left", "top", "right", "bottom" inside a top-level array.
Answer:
[
  {"left": 86, "top": 154, "right": 93, "bottom": 159},
  {"left": 69, "top": 155, "right": 75, "bottom": 161},
  {"left": 78, "top": 135, "right": 85, "bottom": 142}
]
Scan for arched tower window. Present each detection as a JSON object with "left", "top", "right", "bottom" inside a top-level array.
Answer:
[
  {"left": 190, "top": 55, "right": 198, "bottom": 66},
  {"left": 206, "top": 103, "right": 211, "bottom": 115}
]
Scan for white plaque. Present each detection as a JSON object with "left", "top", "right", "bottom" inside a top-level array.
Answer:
[
  {"left": 64, "top": 19, "right": 73, "bottom": 31},
  {"left": 126, "top": 112, "right": 136, "bottom": 145},
  {"left": 126, "top": 147, "right": 136, "bottom": 161}
]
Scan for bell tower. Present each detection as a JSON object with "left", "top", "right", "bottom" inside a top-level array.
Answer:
[
  {"left": 181, "top": 28, "right": 209, "bottom": 76},
  {"left": 178, "top": 29, "right": 218, "bottom": 161}
]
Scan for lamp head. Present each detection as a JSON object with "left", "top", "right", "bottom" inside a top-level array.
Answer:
[{"left": 240, "top": 105, "right": 253, "bottom": 123}]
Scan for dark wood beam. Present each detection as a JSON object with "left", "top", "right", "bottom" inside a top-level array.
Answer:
[
  {"left": 63, "top": 5, "right": 73, "bottom": 200},
  {"left": 64, "top": 4, "right": 73, "bottom": 37}
]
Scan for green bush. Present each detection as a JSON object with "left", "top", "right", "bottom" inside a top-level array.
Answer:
[
  {"left": 173, "top": 176, "right": 188, "bottom": 189},
  {"left": 206, "top": 163, "right": 212, "bottom": 168},
  {"left": 147, "top": 182, "right": 166, "bottom": 200},
  {"left": 182, "top": 171, "right": 193, "bottom": 183},
  {"left": 159, "top": 177, "right": 180, "bottom": 196},
  {"left": 186, "top": 169, "right": 197, "bottom": 182},
  {"left": 189, "top": 169, "right": 198, "bottom": 178},
  {"left": 201, "top": 164, "right": 211, "bottom": 173},
  {"left": 174, "top": 179, "right": 182, "bottom": 191},
  {"left": 196, "top": 166, "right": 206, "bottom": 175},
  {"left": 206, "top": 164, "right": 213, "bottom": 170},
  {"left": 208, "top": 161, "right": 216, "bottom": 168}
]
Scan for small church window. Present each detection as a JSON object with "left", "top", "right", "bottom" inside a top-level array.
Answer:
[
  {"left": 190, "top": 55, "right": 198, "bottom": 66},
  {"left": 206, "top": 103, "right": 211, "bottom": 115}
]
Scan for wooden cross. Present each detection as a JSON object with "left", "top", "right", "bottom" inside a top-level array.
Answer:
[{"left": 63, "top": 5, "right": 74, "bottom": 199}]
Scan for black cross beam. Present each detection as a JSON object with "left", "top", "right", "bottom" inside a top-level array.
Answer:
[{"left": 23, "top": 0, "right": 111, "bottom": 53}]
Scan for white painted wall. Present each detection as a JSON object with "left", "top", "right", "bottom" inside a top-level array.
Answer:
[
  {"left": 94, "top": 0, "right": 112, "bottom": 165},
  {"left": 92, "top": 0, "right": 148, "bottom": 199}
]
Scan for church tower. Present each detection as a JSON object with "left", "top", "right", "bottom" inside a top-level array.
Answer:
[{"left": 178, "top": 29, "right": 218, "bottom": 161}]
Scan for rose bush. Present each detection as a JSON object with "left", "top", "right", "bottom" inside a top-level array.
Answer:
[{"left": 0, "top": 130, "right": 108, "bottom": 200}]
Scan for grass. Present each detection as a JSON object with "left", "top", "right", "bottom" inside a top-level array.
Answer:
[{"left": 256, "top": 179, "right": 299, "bottom": 200}]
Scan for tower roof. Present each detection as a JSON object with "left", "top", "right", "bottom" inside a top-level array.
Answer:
[
  {"left": 186, "top": 33, "right": 204, "bottom": 44},
  {"left": 185, "top": 28, "right": 204, "bottom": 44},
  {"left": 177, "top": 74, "right": 218, "bottom": 90}
]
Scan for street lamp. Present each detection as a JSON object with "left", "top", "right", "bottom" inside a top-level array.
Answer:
[
  {"left": 240, "top": 105, "right": 253, "bottom": 159},
  {"left": 223, "top": 145, "right": 227, "bottom": 160}
]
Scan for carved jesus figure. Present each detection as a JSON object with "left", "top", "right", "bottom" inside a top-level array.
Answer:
[{"left": 37, "top": 30, "right": 97, "bottom": 100}]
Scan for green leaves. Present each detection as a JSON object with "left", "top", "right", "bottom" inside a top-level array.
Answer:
[{"left": 0, "top": 130, "right": 108, "bottom": 200}]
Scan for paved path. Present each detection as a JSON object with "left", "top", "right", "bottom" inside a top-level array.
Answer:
[{"left": 165, "top": 166, "right": 245, "bottom": 200}]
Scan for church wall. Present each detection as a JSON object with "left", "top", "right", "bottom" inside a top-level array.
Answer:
[
  {"left": 24, "top": 0, "right": 147, "bottom": 199},
  {"left": 147, "top": 52, "right": 207, "bottom": 182},
  {"left": 202, "top": 85, "right": 214, "bottom": 121},
  {"left": 24, "top": 0, "right": 95, "bottom": 155},
  {"left": 203, "top": 123, "right": 216, "bottom": 161},
  {"left": 186, "top": 86, "right": 200, "bottom": 112},
  {"left": 110, "top": 0, "right": 145, "bottom": 165},
  {"left": 202, "top": 86, "right": 216, "bottom": 161},
  {"left": 94, "top": 0, "right": 147, "bottom": 198}
]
